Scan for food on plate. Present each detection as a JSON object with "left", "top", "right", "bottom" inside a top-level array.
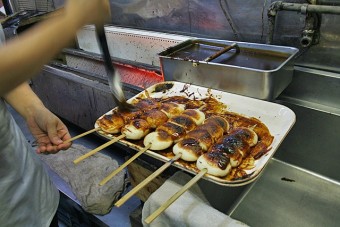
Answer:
[
  {"left": 204, "top": 116, "right": 230, "bottom": 132},
  {"left": 173, "top": 116, "right": 229, "bottom": 162},
  {"left": 144, "top": 109, "right": 205, "bottom": 150},
  {"left": 141, "top": 109, "right": 169, "bottom": 129},
  {"left": 133, "top": 97, "right": 161, "bottom": 110},
  {"left": 197, "top": 127, "right": 258, "bottom": 177},
  {"left": 96, "top": 90, "right": 274, "bottom": 181},
  {"left": 143, "top": 131, "right": 173, "bottom": 151},
  {"left": 96, "top": 99, "right": 183, "bottom": 136},
  {"left": 97, "top": 113, "right": 125, "bottom": 134},
  {"left": 196, "top": 151, "right": 232, "bottom": 177},
  {"left": 182, "top": 109, "right": 206, "bottom": 125},
  {"left": 160, "top": 102, "right": 186, "bottom": 118},
  {"left": 156, "top": 122, "right": 187, "bottom": 143},
  {"left": 168, "top": 115, "right": 196, "bottom": 132},
  {"left": 121, "top": 119, "right": 150, "bottom": 140}
]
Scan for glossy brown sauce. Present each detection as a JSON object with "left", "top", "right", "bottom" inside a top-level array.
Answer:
[
  {"left": 99, "top": 93, "right": 273, "bottom": 182},
  {"left": 168, "top": 43, "right": 289, "bottom": 70}
]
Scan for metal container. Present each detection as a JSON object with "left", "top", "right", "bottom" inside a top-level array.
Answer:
[{"left": 158, "top": 39, "right": 299, "bottom": 100}]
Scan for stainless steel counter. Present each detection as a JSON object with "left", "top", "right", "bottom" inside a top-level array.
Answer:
[{"left": 230, "top": 158, "right": 340, "bottom": 227}]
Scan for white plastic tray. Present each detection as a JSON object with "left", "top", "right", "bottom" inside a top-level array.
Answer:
[{"left": 95, "top": 81, "right": 296, "bottom": 186}]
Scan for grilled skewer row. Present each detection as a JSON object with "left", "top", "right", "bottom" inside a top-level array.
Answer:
[
  {"left": 97, "top": 100, "right": 186, "bottom": 135},
  {"left": 143, "top": 109, "right": 206, "bottom": 150},
  {"left": 196, "top": 127, "right": 258, "bottom": 177},
  {"left": 96, "top": 95, "right": 208, "bottom": 135},
  {"left": 98, "top": 99, "right": 206, "bottom": 152},
  {"left": 172, "top": 116, "right": 230, "bottom": 162},
  {"left": 121, "top": 103, "right": 189, "bottom": 140}
]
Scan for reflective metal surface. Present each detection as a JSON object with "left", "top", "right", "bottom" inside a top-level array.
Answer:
[
  {"left": 281, "top": 66, "right": 340, "bottom": 110},
  {"left": 229, "top": 158, "right": 340, "bottom": 227},
  {"left": 159, "top": 39, "right": 298, "bottom": 100}
]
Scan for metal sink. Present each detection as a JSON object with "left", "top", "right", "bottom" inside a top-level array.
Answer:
[
  {"left": 229, "top": 158, "right": 340, "bottom": 227},
  {"left": 198, "top": 66, "right": 340, "bottom": 226},
  {"left": 222, "top": 67, "right": 340, "bottom": 226}
]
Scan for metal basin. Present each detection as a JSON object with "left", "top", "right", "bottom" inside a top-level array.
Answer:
[
  {"left": 159, "top": 39, "right": 299, "bottom": 100},
  {"left": 228, "top": 158, "right": 340, "bottom": 227}
]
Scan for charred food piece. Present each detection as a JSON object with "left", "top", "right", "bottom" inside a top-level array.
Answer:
[
  {"left": 141, "top": 109, "right": 169, "bottom": 129},
  {"left": 121, "top": 119, "right": 150, "bottom": 140},
  {"left": 160, "top": 102, "right": 185, "bottom": 118},
  {"left": 169, "top": 115, "right": 197, "bottom": 132},
  {"left": 97, "top": 113, "right": 124, "bottom": 134},
  {"left": 173, "top": 137, "right": 205, "bottom": 161},
  {"left": 156, "top": 122, "right": 187, "bottom": 142},
  {"left": 143, "top": 131, "right": 173, "bottom": 151},
  {"left": 197, "top": 151, "right": 232, "bottom": 177},
  {"left": 182, "top": 109, "right": 206, "bottom": 125}
]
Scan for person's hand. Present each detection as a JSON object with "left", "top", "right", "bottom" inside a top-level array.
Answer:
[
  {"left": 26, "top": 105, "right": 72, "bottom": 154},
  {"left": 64, "top": 0, "right": 111, "bottom": 28}
]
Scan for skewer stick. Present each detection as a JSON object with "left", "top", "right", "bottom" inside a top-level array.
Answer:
[
  {"left": 115, "top": 153, "right": 182, "bottom": 207},
  {"left": 73, "top": 134, "right": 126, "bottom": 164},
  {"left": 63, "top": 128, "right": 101, "bottom": 144},
  {"left": 144, "top": 168, "right": 208, "bottom": 224},
  {"left": 99, "top": 143, "right": 152, "bottom": 186}
]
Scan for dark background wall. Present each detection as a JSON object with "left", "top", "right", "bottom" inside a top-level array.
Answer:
[{"left": 106, "top": 0, "right": 340, "bottom": 73}]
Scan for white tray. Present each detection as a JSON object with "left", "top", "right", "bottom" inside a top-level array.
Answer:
[{"left": 95, "top": 81, "right": 296, "bottom": 186}]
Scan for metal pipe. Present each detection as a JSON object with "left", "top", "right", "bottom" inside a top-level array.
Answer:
[
  {"left": 267, "top": 1, "right": 340, "bottom": 44},
  {"left": 266, "top": 14, "right": 276, "bottom": 45},
  {"left": 281, "top": 3, "right": 340, "bottom": 14},
  {"left": 317, "top": 0, "right": 340, "bottom": 6}
]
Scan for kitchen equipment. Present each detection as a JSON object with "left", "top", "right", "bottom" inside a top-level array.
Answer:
[
  {"left": 204, "top": 42, "right": 240, "bottom": 62},
  {"left": 95, "top": 25, "right": 135, "bottom": 111},
  {"left": 94, "top": 81, "right": 296, "bottom": 186},
  {"left": 158, "top": 39, "right": 299, "bottom": 100}
]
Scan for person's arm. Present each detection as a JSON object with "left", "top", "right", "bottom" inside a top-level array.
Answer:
[
  {"left": 0, "top": 0, "right": 110, "bottom": 97},
  {"left": 4, "top": 83, "right": 72, "bottom": 153}
]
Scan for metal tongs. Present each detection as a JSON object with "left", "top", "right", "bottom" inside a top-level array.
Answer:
[{"left": 95, "top": 25, "right": 135, "bottom": 111}]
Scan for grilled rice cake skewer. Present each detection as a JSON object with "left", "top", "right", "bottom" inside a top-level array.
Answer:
[
  {"left": 143, "top": 109, "right": 205, "bottom": 151},
  {"left": 99, "top": 109, "right": 205, "bottom": 185},
  {"left": 75, "top": 102, "right": 184, "bottom": 164},
  {"left": 96, "top": 101, "right": 184, "bottom": 134},
  {"left": 196, "top": 127, "right": 258, "bottom": 177},
  {"left": 173, "top": 116, "right": 229, "bottom": 162}
]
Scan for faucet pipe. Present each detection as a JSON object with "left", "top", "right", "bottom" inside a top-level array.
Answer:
[
  {"left": 279, "top": 3, "right": 340, "bottom": 14},
  {"left": 267, "top": 1, "right": 340, "bottom": 44}
]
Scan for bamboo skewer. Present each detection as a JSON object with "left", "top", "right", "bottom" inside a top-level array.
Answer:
[
  {"left": 73, "top": 134, "right": 126, "bottom": 164},
  {"left": 63, "top": 128, "right": 101, "bottom": 144},
  {"left": 115, "top": 153, "right": 182, "bottom": 207},
  {"left": 99, "top": 143, "right": 152, "bottom": 186},
  {"left": 144, "top": 168, "right": 208, "bottom": 224}
]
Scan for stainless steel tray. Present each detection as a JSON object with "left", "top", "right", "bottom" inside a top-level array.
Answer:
[
  {"left": 95, "top": 81, "right": 295, "bottom": 186},
  {"left": 158, "top": 39, "right": 299, "bottom": 100}
]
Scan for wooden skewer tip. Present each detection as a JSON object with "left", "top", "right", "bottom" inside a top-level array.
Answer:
[
  {"left": 73, "top": 134, "right": 125, "bottom": 164},
  {"left": 63, "top": 128, "right": 100, "bottom": 144},
  {"left": 99, "top": 143, "right": 152, "bottom": 186},
  {"left": 144, "top": 168, "right": 208, "bottom": 224},
  {"left": 115, "top": 153, "right": 182, "bottom": 207}
]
